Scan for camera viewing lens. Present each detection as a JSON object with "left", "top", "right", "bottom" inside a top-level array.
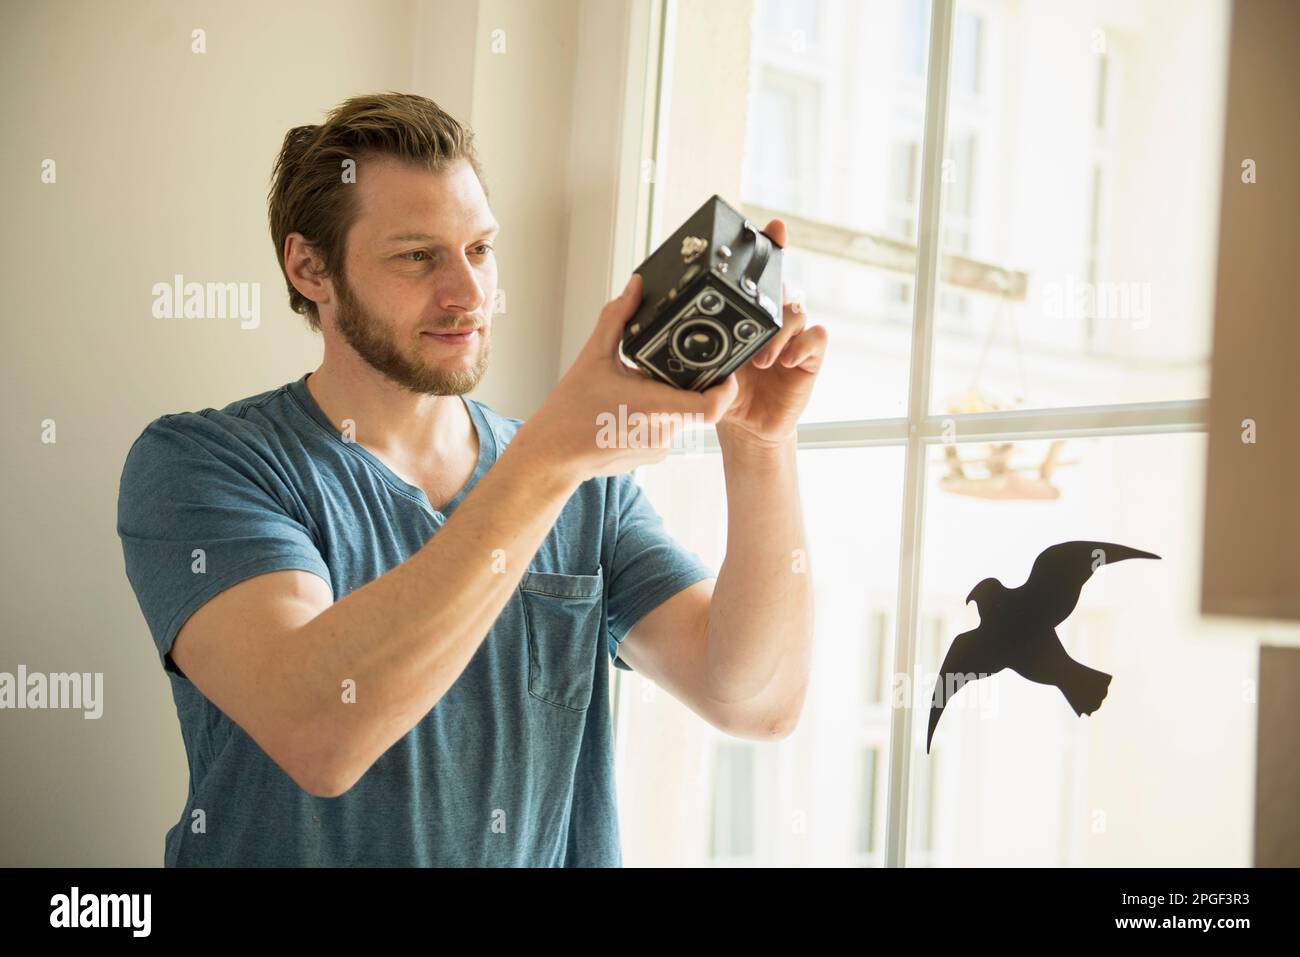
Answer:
[
  {"left": 672, "top": 319, "right": 729, "bottom": 368},
  {"left": 698, "top": 291, "right": 724, "bottom": 315}
]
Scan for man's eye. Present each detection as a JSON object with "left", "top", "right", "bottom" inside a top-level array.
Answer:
[
  {"left": 402, "top": 250, "right": 430, "bottom": 262},
  {"left": 472, "top": 243, "right": 494, "bottom": 256}
]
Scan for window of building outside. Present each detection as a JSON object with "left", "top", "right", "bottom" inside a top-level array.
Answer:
[{"left": 614, "top": 0, "right": 1254, "bottom": 867}]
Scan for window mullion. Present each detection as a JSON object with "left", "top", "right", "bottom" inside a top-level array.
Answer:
[{"left": 885, "top": 0, "right": 956, "bottom": 870}]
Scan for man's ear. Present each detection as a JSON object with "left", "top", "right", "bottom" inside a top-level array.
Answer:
[{"left": 284, "top": 233, "right": 333, "bottom": 310}]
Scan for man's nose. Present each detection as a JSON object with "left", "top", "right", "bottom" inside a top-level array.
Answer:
[{"left": 437, "top": 254, "right": 487, "bottom": 314}]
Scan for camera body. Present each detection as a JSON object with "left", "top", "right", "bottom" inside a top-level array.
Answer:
[{"left": 619, "top": 194, "right": 784, "bottom": 391}]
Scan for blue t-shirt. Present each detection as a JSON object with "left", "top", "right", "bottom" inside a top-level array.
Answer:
[{"left": 116, "top": 372, "right": 715, "bottom": 867}]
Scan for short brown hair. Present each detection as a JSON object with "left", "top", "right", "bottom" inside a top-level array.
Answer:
[{"left": 268, "top": 92, "right": 487, "bottom": 332}]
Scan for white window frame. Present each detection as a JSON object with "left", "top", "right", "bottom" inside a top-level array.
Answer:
[{"left": 614, "top": 0, "right": 1210, "bottom": 868}]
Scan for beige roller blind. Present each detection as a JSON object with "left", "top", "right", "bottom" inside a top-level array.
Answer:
[{"left": 1201, "top": 0, "right": 1300, "bottom": 623}]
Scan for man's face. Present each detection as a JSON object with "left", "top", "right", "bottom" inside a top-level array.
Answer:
[{"left": 326, "top": 155, "right": 498, "bottom": 395}]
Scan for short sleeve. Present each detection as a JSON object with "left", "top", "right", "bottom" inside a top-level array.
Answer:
[
  {"left": 605, "top": 471, "right": 716, "bottom": 672},
  {"left": 116, "top": 416, "right": 333, "bottom": 680}
]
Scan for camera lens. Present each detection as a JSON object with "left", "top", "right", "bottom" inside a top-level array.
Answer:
[
  {"left": 679, "top": 330, "right": 722, "bottom": 363},
  {"left": 672, "top": 319, "right": 730, "bottom": 369},
  {"left": 698, "top": 290, "right": 724, "bottom": 315},
  {"left": 734, "top": 319, "right": 760, "bottom": 342}
]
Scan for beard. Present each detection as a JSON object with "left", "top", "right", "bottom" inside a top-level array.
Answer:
[{"left": 330, "top": 267, "right": 491, "bottom": 396}]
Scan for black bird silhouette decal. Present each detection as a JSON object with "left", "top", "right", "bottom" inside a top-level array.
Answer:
[{"left": 926, "top": 541, "right": 1160, "bottom": 753}]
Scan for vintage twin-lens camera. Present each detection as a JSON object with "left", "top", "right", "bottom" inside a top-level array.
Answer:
[{"left": 619, "top": 194, "right": 784, "bottom": 391}]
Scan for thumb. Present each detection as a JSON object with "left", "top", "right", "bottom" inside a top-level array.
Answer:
[
  {"left": 589, "top": 273, "right": 644, "bottom": 359},
  {"left": 698, "top": 371, "right": 740, "bottom": 423}
]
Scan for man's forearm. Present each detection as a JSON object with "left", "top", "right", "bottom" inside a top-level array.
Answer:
[
  {"left": 286, "top": 420, "right": 583, "bottom": 795},
  {"left": 705, "top": 423, "right": 814, "bottom": 727}
]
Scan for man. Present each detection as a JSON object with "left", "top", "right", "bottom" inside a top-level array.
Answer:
[{"left": 117, "top": 92, "right": 827, "bottom": 867}]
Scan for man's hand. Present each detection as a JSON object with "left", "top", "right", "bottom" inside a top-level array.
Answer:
[
  {"left": 520, "top": 274, "right": 740, "bottom": 482},
  {"left": 716, "top": 219, "right": 828, "bottom": 449}
]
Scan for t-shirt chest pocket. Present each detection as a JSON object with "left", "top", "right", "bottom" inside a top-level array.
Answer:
[{"left": 518, "top": 566, "right": 604, "bottom": 713}]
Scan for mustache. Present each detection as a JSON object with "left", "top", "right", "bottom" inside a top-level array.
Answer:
[{"left": 422, "top": 317, "right": 486, "bottom": 333}]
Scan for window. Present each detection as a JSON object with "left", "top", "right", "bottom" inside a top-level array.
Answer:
[
  {"left": 885, "top": 139, "right": 922, "bottom": 320},
  {"left": 709, "top": 744, "right": 757, "bottom": 863},
  {"left": 626, "top": 445, "right": 906, "bottom": 866},
  {"left": 741, "top": 69, "right": 822, "bottom": 213},
  {"left": 755, "top": 0, "right": 822, "bottom": 48},
  {"left": 855, "top": 746, "right": 882, "bottom": 860},
  {"left": 901, "top": 0, "right": 928, "bottom": 78},
  {"left": 1083, "top": 32, "right": 1117, "bottom": 352},
  {"left": 616, "top": 0, "right": 1246, "bottom": 867},
  {"left": 907, "top": 0, "right": 982, "bottom": 94},
  {"left": 952, "top": 9, "right": 983, "bottom": 95},
  {"left": 938, "top": 131, "right": 976, "bottom": 328},
  {"left": 1093, "top": 50, "right": 1110, "bottom": 131},
  {"left": 911, "top": 432, "right": 1255, "bottom": 865},
  {"left": 866, "top": 610, "right": 890, "bottom": 705}
]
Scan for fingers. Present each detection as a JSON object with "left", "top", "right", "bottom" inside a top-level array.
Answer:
[
  {"left": 763, "top": 218, "right": 787, "bottom": 248},
  {"left": 752, "top": 300, "right": 807, "bottom": 369},
  {"left": 773, "top": 324, "right": 828, "bottom": 372},
  {"left": 698, "top": 373, "right": 740, "bottom": 422},
  {"left": 625, "top": 369, "right": 738, "bottom": 424},
  {"left": 588, "top": 273, "right": 644, "bottom": 359}
]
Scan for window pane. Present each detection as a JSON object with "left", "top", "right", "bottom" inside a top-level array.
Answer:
[
  {"left": 738, "top": 0, "right": 933, "bottom": 420},
  {"left": 909, "top": 432, "right": 1255, "bottom": 865},
  {"left": 855, "top": 745, "right": 882, "bottom": 857},
  {"left": 709, "top": 744, "right": 757, "bottom": 862},
  {"left": 779, "top": 246, "right": 915, "bottom": 420},
  {"left": 929, "top": 0, "right": 1230, "bottom": 413},
  {"left": 617, "top": 446, "right": 905, "bottom": 866},
  {"left": 755, "top": 0, "right": 821, "bottom": 46},
  {"left": 901, "top": 0, "right": 929, "bottom": 77},
  {"left": 952, "top": 9, "right": 982, "bottom": 95}
]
